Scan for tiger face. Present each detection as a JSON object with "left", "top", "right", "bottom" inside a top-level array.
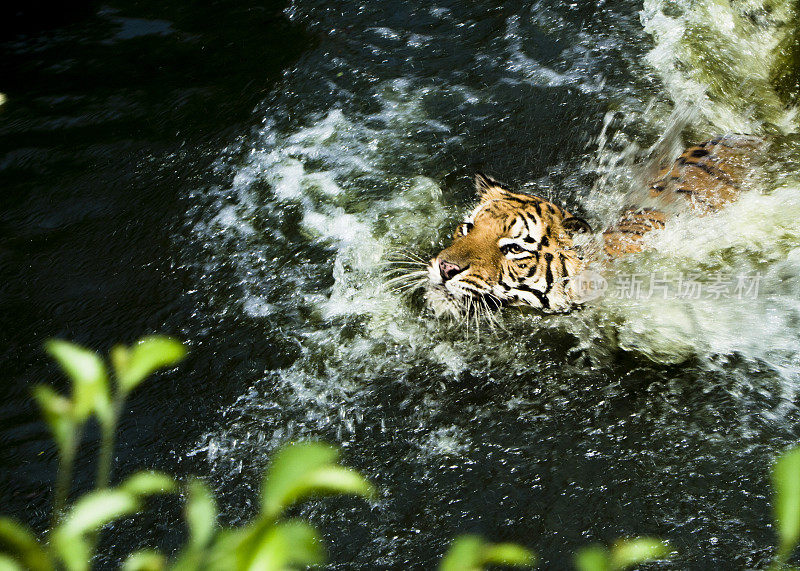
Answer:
[{"left": 426, "top": 174, "right": 592, "bottom": 317}]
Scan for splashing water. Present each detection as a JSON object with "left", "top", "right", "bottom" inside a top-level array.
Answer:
[{"left": 185, "top": 0, "right": 800, "bottom": 567}]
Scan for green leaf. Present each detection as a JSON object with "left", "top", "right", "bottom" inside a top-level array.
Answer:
[
  {"left": 52, "top": 490, "right": 142, "bottom": 571},
  {"left": 31, "top": 385, "right": 75, "bottom": 455},
  {"left": 272, "top": 520, "right": 325, "bottom": 567},
  {"left": 207, "top": 512, "right": 326, "bottom": 570},
  {"left": 300, "top": 466, "right": 376, "bottom": 500},
  {"left": 203, "top": 527, "right": 247, "bottom": 571},
  {"left": 262, "top": 442, "right": 374, "bottom": 519},
  {"left": 246, "top": 520, "right": 325, "bottom": 571},
  {"left": 440, "top": 535, "right": 483, "bottom": 571},
  {"left": 262, "top": 442, "right": 338, "bottom": 516},
  {"left": 440, "top": 535, "right": 536, "bottom": 571},
  {"left": 121, "top": 550, "right": 165, "bottom": 571},
  {"left": 0, "top": 554, "right": 24, "bottom": 571},
  {"left": 483, "top": 543, "right": 537, "bottom": 566},
  {"left": 0, "top": 517, "right": 53, "bottom": 571},
  {"left": 170, "top": 481, "right": 217, "bottom": 571},
  {"left": 56, "top": 490, "right": 139, "bottom": 539},
  {"left": 609, "top": 538, "right": 671, "bottom": 570},
  {"left": 575, "top": 546, "right": 610, "bottom": 571},
  {"left": 46, "top": 340, "right": 111, "bottom": 425},
  {"left": 50, "top": 473, "right": 174, "bottom": 570},
  {"left": 774, "top": 446, "right": 800, "bottom": 561},
  {"left": 54, "top": 475, "right": 175, "bottom": 547},
  {"left": 168, "top": 551, "right": 201, "bottom": 571},
  {"left": 185, "top": 480, "right": 217, "bottom": 550},
  {"left": 120, "top": 472, "right": 176, "bottom": 496},
  {"left": 50, "top": 534, "right": 90, "bottom": 571},
  {"left": 112, "top": 337, "right": 186, "bottom": 394}
]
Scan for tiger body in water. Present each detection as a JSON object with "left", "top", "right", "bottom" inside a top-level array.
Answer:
[{"left": 424, "top": 134, "right": 761, "bottom": 317}]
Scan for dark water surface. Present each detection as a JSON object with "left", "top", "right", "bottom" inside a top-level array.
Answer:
[
  {"left": 3, "top": 0, "right": 800, "bottom": 568},
  {"left": 1, "top": 0, "right": 310, "bottom": 559}
]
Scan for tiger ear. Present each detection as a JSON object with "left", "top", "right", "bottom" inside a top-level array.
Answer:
[
  {"left": 474, "top": 172, "right": 510, "bottom": 199},
  {"left": 562, "top": 216, "right": 593, "bottom": 235}
]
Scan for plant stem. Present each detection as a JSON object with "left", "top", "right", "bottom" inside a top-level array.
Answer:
[
  {"left": 51, "top": 429, "right": 79, "bottom": 530},
  {"left": 86, "top": 393, "right": 125, "bottom": 559},
  {"left": 96, "top": 395, "right": 124, "bottom": 489}
]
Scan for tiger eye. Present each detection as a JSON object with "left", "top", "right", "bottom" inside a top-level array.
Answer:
[{"left": 500, "top": 243, "right": 525, "bottom": 255}]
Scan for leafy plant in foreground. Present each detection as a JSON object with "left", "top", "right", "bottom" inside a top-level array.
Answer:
[
  {"left": 0, "top": 336, "right": 187, "bottom": 570},
  {"left": 439, "top": 534, "right": 536, "bottom": 570},
  {"left": 772, "top": 446, "right": 800, "bottom": 569},
  {"left": 22, "top": 335, "right": 800, "bottom": 570},
  {"left": 436, "top": 533, "right": 670, "bottom": 571},
  {"left": 573, "top": 537, "right": 670, "bottom": 571},
  {"left": 0, "top": 337, "right": 376, "bottom": 571}
]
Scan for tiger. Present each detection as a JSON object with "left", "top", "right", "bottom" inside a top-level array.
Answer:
[{"left": 424, "top": 134, "right": 761, "bottom": 317}]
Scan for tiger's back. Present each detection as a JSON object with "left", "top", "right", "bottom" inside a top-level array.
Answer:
[{"left": 602, "top": 134, "right": 762, "bottom": 257}]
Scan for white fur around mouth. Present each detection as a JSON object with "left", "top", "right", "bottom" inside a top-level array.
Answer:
[
  {"left": 425, "top": 262, "right": 510, "bottom": 318},
  {"left": 425, "top": 276, "right": 502, "bottom": 319},
  {"left": 425, "top": 263, "right": 456, "bottom": 316},
  {"left": 424, "top": 284, "right": 464, "bottom": 319}
]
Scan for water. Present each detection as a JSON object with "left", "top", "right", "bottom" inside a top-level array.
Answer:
[{"left": 3, "top": 0, "right": 800, "bottom": 568}]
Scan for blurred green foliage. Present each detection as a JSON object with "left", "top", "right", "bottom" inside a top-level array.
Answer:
[
  {"left": 574, "top": 538, "right": 670, "bottom": 571},
  {"left": 439, "top": 534, "right": 536, "bottom": 570},
  {"left": 0, "top": 337, "right": 378, "bottom": 571},
  {"left": 772, "top": 446, "right": 800, "bottom": 569},
  {"left": 24, "top": 336, "right": 800, "bottom": 570}
]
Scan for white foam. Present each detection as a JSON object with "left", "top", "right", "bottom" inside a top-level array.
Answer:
[
  {"left": 641, "top": 0, "right": 798, "bottom": 134},
  {"left": 575, "top": 0, "right": 800, "bottom": 371},
  {"left": 419, "top": 426, "right": 472, "bottom": 457},
  {"left": 578, "top": 185, "right": 800, "bottom": 373},
  {"left": 189, "top": 1, "right": 800, "bottom": 494},
  {"left": 242, "top": 296, "right": 276, "bottom": 317},
  {"left": 210, "top": 205, "right": 254, "bottom": 236}
]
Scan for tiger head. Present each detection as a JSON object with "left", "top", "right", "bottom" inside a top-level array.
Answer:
[{"left": 426, "top": 174, "right": 592, "bottom": 317}]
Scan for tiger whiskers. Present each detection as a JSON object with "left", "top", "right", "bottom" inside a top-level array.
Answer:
[
  {"left": 472, "top": 298, "right": 482, "bottom": 341},
  {"left": 377, "top": 262, "right": 428, "bottom": 275},
  {"left": 379, "top": 259, "right": 428, "bottom": 291},
  {"left": 377, "top": 246, "right": 434, "bottom": 302},
  {"left": 458, "top": 293, "right": 504, "bottom": 340},
  {"left": 478, "top": 296, "right": 505, "bottom": 334},
  {"left": 382, "top": 268, "right": 427, "bottom": 283},
  {"left": 465, "top": 296, "right": 478, "bottom": 340},
  {"left": 379, "top": 261, "right": 428, "bottom": 273},
  {"left": 472, "top": 293, "right": 506, "bottom": 337},
  {"left": 387, "top": 279, "right": 427, "bottom": 297},
  {"left": 381, "top": 270, "right": 428, "bottom": 298},
  {"left": 381, "top": 248, "right": 430, "bottom": 266},
  {"left": 383, "top": 269, "right": 427, "bottom": 283}
]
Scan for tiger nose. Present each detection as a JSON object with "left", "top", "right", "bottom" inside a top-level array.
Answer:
[{"left": 438, "top": 259, "right": 463, "bottom": 281}]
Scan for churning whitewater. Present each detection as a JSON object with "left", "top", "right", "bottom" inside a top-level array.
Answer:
[{"left": 185, "top": 0, "right": 800, "bottom": 567}]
